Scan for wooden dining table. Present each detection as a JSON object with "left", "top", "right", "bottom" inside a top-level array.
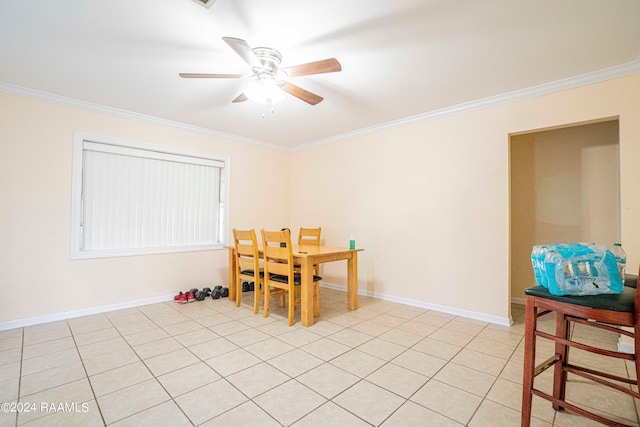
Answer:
[{"left": 226, "top": 244, "right": 363, "bottom": 327}]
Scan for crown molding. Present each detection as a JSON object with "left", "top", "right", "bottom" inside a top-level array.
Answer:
[
  {"left": 2, "top": 59, "right": 639, "bottom": 154},
  {"left": 292, "top": 60, "right": 640, "bottom": 152},
  {"left": 0, "top": 82, "right": 288, "bottom": 152}
]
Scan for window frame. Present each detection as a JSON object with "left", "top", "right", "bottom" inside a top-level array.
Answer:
[{"left": 70, "top": 131, "right": 230, "bottom": 260}]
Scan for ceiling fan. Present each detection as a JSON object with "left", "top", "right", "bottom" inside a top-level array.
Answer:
[{"left": 179, "top": 37, "right": 341, "bottom": 106}]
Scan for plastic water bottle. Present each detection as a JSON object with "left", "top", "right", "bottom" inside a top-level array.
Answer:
[
  {"left": 612, "top": 243, "right": 626, "bottom": 281},
  {"left": 349, "top": 235, "right": 355, "bottom": 250},
  {"left": 544, "top": 249, "right": 565, "bottom": 294},
  {"left": 531, "top": 245, "right": 548, "bottom": 287}
]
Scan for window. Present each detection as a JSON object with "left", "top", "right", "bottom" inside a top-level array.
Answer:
[{"left": 70, "top": 131, "right": 229, "bottom": 259}]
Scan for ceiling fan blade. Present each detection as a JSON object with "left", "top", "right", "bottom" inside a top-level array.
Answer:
[
  {"left": 222, "top": 37, "right": 262, "bottom": 69},
  {"left": 281, "top": 58, "right": 341, "bottom": 77},
  {"left": 232, "top": 93, "right": 248, "bottom": 103},
  {"left": 280, "top": 82, "right": 323, "bottom": 105},
  {"left": 179, "top": 73, "right": 242, "bottom": 78}
]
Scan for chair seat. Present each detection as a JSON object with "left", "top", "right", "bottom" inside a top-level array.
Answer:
[
  {"left": 270, "top": 273, "right": 322, "bottom": 285},
  {"left": 240, "top": 268, "right": 264, "bottom": 278},
  {"left": 524, "top": 285, "right": 635, "bottom": 313}
]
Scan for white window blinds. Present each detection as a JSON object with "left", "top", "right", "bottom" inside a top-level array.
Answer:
[{"left": 71, "top": 133, "right": 229, "bottom": 259}]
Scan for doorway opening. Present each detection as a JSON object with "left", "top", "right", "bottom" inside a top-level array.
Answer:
[{"left": 509, "top": 118, "right": 620, "bottom": 313}]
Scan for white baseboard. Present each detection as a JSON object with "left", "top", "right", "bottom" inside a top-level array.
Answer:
[
  {"left": 321, "top": 282, "right": 512, "bottom": 326},
  {"left": 2, "top": 283, "right": 514, "bottom": 331},
  {"left": 0, "top": 294, "right": 175, "bottom": 331}
]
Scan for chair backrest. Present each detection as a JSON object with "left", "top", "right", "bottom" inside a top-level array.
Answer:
[
  {"left": 233, "top": 228, "right": 260, "bottom": 275},
  {"left": 298, "top": 227, "right": 321, "bottom": 246},
  {"left": 262, "top": 229, "right": 295, "bottom": 286}
]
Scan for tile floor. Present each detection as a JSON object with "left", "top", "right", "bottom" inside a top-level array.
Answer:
[{"left": 0, "top": 288, "right": 638, "bottom": 426}]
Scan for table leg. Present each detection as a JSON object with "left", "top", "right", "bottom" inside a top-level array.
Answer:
[
  {"left": 301, "top": 260, "right": 314, "bottom": 327},
  {"left": 347, "top": 252, "right": 359, "bottom": 310},
  {"left": 228, "top": 248, "right": 236, "bottom": 301}
]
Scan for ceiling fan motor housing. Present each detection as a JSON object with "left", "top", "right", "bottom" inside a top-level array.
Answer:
[{"left": 251, "top": 47, "right": 282, "bottom": 74}]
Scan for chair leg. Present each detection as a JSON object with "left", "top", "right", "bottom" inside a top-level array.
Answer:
[
  {"left": 236, "top": 275, "right": 242, "bottom": 308},
  {"left": 288, "top": 289, "right": 295, "bottom": 326},
  {"left": 314, "top": 282, "right": 320, "bottom": 317},
  {"left": 263, "top": 285, "right": 270, "bottom": 318},
  {"left": 253, "top": 280, "right": 260, "bottom": 314},
  {"left": 552, "top": 312, "right": 569, "bottom": 411},
  {"left": 521, "top": 296, "right": 537, "bottom": 427}
]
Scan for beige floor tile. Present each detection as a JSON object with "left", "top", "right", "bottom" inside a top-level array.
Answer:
[
  {"left": 328, "top": 329, "right": 373, "bottom": 348},
  {"left": 565, "top": 377, "right": 638, "bottom": 424},
  {"left": 110, "top": 400, "right": 192, "bottom": 427},
  {"left": 68, "top": 315, "right": 112, "bottom": 334},
  {"left": 114, "top": 319, "right": 158, "bottom": 336},
  {"left": 0, "top": 377, "right": 19, "bottom": 402},
  {"left": 144, "top": 348, "right": 200, "bottom": 377},
  {"left": 469, "top": 399, "right": 551, "bottom": 427},
  {"left": 293, "top": 401, "right": 370, "bottom": 427},
  {"left": 0, "top": 348, "right": 22, "bottom": 366},
  {"left": 440, "top": 319, "right": 485, "bottom": 337},
  {"left": 17, "top": 379, "right": 95, "bottom": 425},
  {"left": 357, "top": 337, "right": 406, "bottom": 361},
  {"left": 224, "top": 328, "right": 271, "bottom": 347},
  {"left": 466, "top": 336, "right": 517, "bottom": 359},
  {"left": 330, "top": 349, "right": 386, "bottom": 378},
  {"left": 0, "top": 361, "right": 20, "bottom": 382},
  {"left": 162, "top": 320, "right": 204, "bottom": 336},
  {"left": 89, "top": 361, "right": 153, "bottom": 397},
  {"left": 82, "top": 347, "right": 141, "bottom": 376},
  {"left": 296, "top": 363, "right": 360, "bottom": 399},
  {"left": 97, "top": 379, "right": 170, "bottom": 425},
  {"left": 22, "top": 326, "right": 71, "bottom": 347},
  {"left": 195, "top": 312, "right": 234, "bottom": 328},
  {"left": 451, "top": 348, "right": 508, "bottom": 376},
  {"left": 19, "top": 399, "right": 103, "bottom": 427},
  {"left": 381, "top": 400, "right": 463, "bottom": 426},
  {"left": 205, "top": 348, "right": 261, "bottom": 377},
  {"left": 433, "top": 363, "right": 497, "bottom": 397},
  {"left": 487, "top": 377, "right": 556, "bottom": 423},
  {"left": 366, "top": 362, "right": 428, "bottom": 398},
  {"left": 412, "top": 337, "right": 462, "bottom": 361},
  {"left": 72, "top": 327, "right": 120, "bottom": 347},
  {"left": 174, "top": 327, "right": 220, "bottom": 348},
  {"left": 429, "top": 328, "right": 475, "bottom": 347},
  {"left": 300, "top": 337, "right": 350, "bottom": 361},
  {"left": 189, "top": 336, "right": 239, "bottom": 360},
  {"left": 20, "top": 361, "right": 87, "bottom": 397},
  {"left": 378, "top": 328, "right": 423, "bottom": 347},
  {"left": 391, "top": 348, "right": 448, "bottom": 377},
  {"left": 175, "top": 379, "right": 248, "bottom": 425},
  {"left": 333, "top": 380, "right": 404, "bottom": 425},
  {"left": 21, "top": 348, "right": 80, "bottom": 376},
  {"left": 476, "top": 327, "right": 524, "bottom": 347},
  {"left": 267, "top": 348, "right": 323, "bottom": 377},
  {"left": 276, "top": 328, "right": 322, "bottom": 348},
  {"left": 413, "top": 312, "right": 454, "bottom": 327},
  {"left": 326, "top": 313, "right": 365, "bottom": 328},
  {"left": 254, "top": 379, "right": 326, "bottom": 426},
  {"left": 226, "top": 361, "right": 289, "bottom": 398},
  {"left": 304, "top": 319, "right": 345, "bottom": 337},
  {"left": 243, "top": 337, "right": 295, "bottom": 361},
  {"left": 132, "top": 337, "right": 183, "bottom": 360},
  {"left": 350, "top": 320, "right": 394, "bottom": 337},
  {"left": 200, "top": 401, "right": 280, "bottom": 427},
  {"left": 122, "top": 327, "right": 170, "bottom": 347},
  {"left": 22, "top": 337, "right": 76, "bottom": 360},
  {"left": 371, "top": 313, "right": 407, "bottom": 328},
  {"left": 213, "top": 319, "right": 252, "bottom": 337},
  {"left": 0, "top": 336, "right": 22, "bottom": 352},
  {"left": 77, "top": 336, "right": 130, "bottom": 360},
  {"left": 157, "top": 361, "right": 221, "bottom": 397},
  {"left": 411, "top": 379, "right": 482, "bottom": 424}
]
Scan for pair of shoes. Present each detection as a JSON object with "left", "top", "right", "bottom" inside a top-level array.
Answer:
[
  {"left": 241, "top": 282, "right": 255, "bottom": 292},
  {"left": 174, "top": 290, "right": 196, "bottom": 303},
  {"left": 174, "top": 292, "right": 187, "bottom": 304}
]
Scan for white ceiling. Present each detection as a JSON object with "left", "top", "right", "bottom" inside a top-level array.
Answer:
[{"left": 1, "top": 0, "right": 639, "bottom": 150}]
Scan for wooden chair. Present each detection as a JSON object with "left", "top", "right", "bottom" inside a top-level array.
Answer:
[
  {"left": 521, "top": 271, "right": 640, "bottom": 427},
  {"left": 261, "top": 228, "right": 322, "bottom": 326},
  {"left": 298, "top": 227, "right": 321, "bottom": 246},
  {"left": 298, "top": 226, "right": 321, "bottom": 269},
  {"left": 232, "top": 229, "right": 263, "bottom": 314}
]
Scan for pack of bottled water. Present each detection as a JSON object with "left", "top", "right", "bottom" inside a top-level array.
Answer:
[{"left": 530, "top": 243, "right": 623, "bottom": 296}]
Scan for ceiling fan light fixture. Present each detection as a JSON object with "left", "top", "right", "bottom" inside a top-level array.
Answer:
[{"left": 244, "top": 75, "right": 285, "bottom": 105}]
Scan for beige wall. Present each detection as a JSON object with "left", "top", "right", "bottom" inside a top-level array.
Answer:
[
  {"left": 290, "top": 73, "right": 640, "bottom": 322},
  {"left": 510, "top": 121, "right": 620, "bottom": 299},
  {"left": 2, "top": 73, "right": 639, "bottom": 326},
  {"left": 0, "top": 93, "right": 290, "bottom": 324}
]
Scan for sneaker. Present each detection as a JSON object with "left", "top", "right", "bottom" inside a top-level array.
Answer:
[
  {"left": 186, "top": 291, "right": 195, "bottom": 303},
  {"left": 174, "top": 292, "right": 187, "bottom": 304}
]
